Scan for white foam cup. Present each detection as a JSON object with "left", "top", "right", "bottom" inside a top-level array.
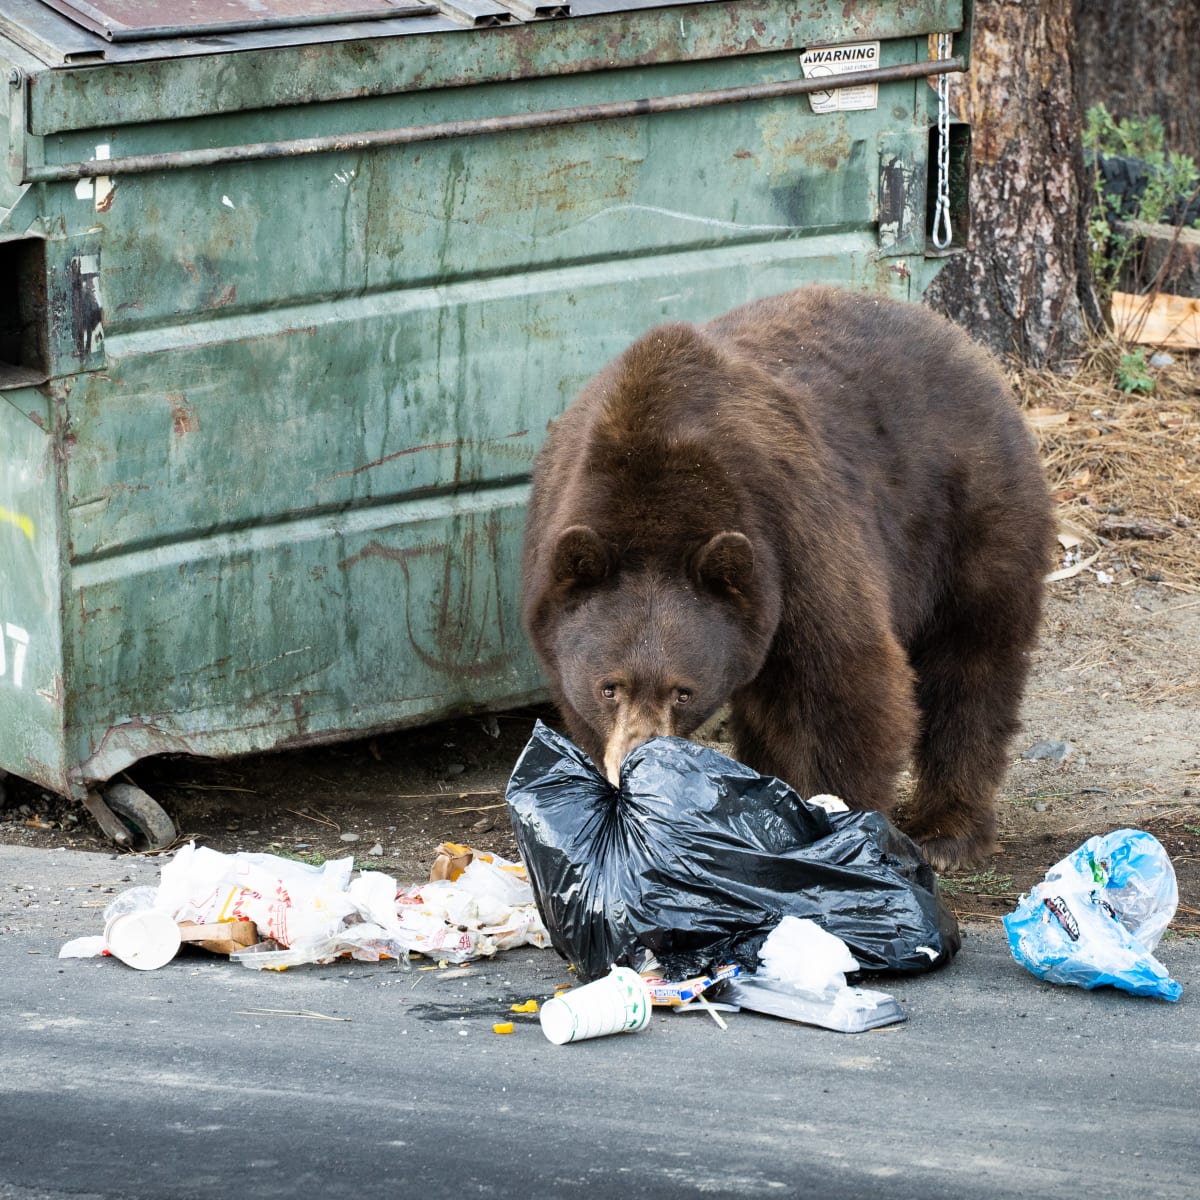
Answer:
[
  {"left": 539, "top": 965, "right": 653, "bottom": 1045},
  {"left": 104, "top": 910, "right": 182, "bottom": 971}
]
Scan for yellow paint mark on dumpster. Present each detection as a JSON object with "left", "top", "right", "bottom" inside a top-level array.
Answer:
[{"left": 0, "top": 507, "right": 35, "bottom": 543}]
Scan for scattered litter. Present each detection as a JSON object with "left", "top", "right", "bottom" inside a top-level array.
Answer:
[
  {"left": 694, "top": 992, "right": 729, "bottom": 1030},
  {"left": 506, "top": 722, "right": 959, "bottom": 984},
  {"left": 492, "top": 1021, "right": 514, "bottom": 1035},
  {"left": 58, "top": 841, "right": 550, "bottom": 971},
  {"left": 509, "top": 999, "right": 539, "bottom": 1014},
  {"left": 723, "top": 918, "right": 905, "bottom": 1033},
  {"left": 643, "top": 963, "right": 741, "bottom": 1007},
  {"left": 368, "top": 843, "right": 384, "bottom": 857},
  {"left": 105, "top": 910, "right": 181, "bottom": 971},
  {"left": 1003, "top": 828, "right": 1182, "bottom": 1001},
  {"left": 1046, "top": 550, "right": 1100, "bottom": 583},
  {"left": 539, "top": 965, "right": 652, "bottom": 1045},
  {"left": 179, "top": 920, "right": 260, "bottom": 955}
]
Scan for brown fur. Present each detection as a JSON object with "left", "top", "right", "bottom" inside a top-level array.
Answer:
[{"left": 520, "top": 286, "right": 1056, "bottom": 871}]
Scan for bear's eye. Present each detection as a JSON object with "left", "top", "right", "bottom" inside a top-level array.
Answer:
[
  {"left": 601, "top": 683, "right": 618, "bottom": 700},
  {"left": 675, "top": 688, "right": 693, "bottom": 705}
]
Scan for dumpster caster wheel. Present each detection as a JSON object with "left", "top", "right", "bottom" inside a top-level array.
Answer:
[{"left": 103, "top": 783, "right": 177, "bottom": 851}]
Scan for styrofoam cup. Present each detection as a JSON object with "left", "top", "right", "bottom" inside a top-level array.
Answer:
[
  {"left": 539, "top": 965, "right": 652, "bottom": 1045},
  {"left": 104, "top": 910, "right": 182, "bottom": 971}
]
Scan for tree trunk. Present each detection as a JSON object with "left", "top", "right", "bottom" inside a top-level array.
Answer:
[
  {"left": 1074, "top": 0, "right": 1200, "bottom": 161},
  {"left": 924, "top": 0, "right": 1100, "bottom": 367}
]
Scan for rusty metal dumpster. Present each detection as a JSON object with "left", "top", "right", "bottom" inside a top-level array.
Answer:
[{"left": 0, "top": 0, "right": 971, "bottom": 844}]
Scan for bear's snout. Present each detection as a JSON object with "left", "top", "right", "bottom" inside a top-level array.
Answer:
[{"left": 602, "top": 700, "right": 674, "bottom": 787}]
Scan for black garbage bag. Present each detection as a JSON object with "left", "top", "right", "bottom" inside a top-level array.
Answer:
[
  {"left": 1088, "top": 151, "right": 1200, "bottom": 227},
  {"left": 505, "top": 721, "right": 960, "bottom": 982}
]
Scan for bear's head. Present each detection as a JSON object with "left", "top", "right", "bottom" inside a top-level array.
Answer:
[{"left": 544, "top": 525, "right": 777, "bottom": 785}]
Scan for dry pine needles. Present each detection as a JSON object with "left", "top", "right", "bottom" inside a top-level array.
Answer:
[{"left": 1019, "top": 340, "right": 1200, "bottom": 593}]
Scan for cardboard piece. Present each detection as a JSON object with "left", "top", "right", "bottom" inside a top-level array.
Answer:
[{"left": 178, "top": 920, "right": 260, "bottom": 955}]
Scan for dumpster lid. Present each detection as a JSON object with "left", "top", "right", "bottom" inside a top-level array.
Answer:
[
  {"left": 36, "top": 1, "right": 437, "bottom": 42},
  {"left": 5, "top": 0, "right": 717, "bottom": 64}
]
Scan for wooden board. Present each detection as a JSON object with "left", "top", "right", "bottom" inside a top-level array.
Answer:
[{"left": 1112, "top": 291, "right": 1200, "bottom": 349}]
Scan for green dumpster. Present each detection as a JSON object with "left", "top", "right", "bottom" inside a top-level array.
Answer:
[{"left": 0, "top": 0, "right": 971, "bottom": 842}]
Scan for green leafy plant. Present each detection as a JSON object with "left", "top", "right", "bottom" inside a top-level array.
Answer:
[
  {"left": 1083, "top": 103, "right": 1200, "bottom": 306},
  {"left": 1115, "top": 348, "right": 1155, "bottom": 394}
]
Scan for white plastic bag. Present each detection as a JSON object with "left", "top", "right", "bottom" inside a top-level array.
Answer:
[{"left": 155, "top": 842, "right": 359, "bottom": 949}]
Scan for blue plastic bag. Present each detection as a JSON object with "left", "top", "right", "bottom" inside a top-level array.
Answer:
[{"left": 1003, "top": 829, "right": 1182, "bottom": 1001}]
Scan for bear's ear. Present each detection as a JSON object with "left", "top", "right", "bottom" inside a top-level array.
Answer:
[
  {"left": 692, "top": 531, "right": 755, "bottom": 599},
  {"left": 550, "top": 525, "right": 612, "bottom": 593}
]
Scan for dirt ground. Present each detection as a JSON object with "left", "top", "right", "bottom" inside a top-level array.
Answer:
[{"left": 2, "top": 352, "right": 1199, "bottom": 938}]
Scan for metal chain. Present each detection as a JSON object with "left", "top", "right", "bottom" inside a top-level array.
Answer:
[{"left": 931, "top": 32, "right": 953, "bottom": 250}]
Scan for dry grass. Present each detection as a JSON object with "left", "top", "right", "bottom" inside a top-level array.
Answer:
[{"left": 1017, "top": 340, "right": 1200, "bottom": 592}]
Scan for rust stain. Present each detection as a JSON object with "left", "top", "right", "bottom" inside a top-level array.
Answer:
[
  {"left": 338, "top": 537, "right": 448, "bottom": 572},
  {"left": 291, "top": 694, "right": 308, "bottom": 736},
  {"left": 95, "top": 183, "right": 115, "bottom": 214},
  {"left": 331, "top": 432, "right": 530, "bottom": 481},
  {"left": 169, "top": 393, "right": 199, "bottom": 435}
]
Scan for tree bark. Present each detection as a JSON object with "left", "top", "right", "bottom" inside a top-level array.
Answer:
[
  {"left": 1074, "top": 0, "right": 1200, "bottom": 161},
  {"left": 924, "top": 0, "right": 1101, "bottom": 367}
]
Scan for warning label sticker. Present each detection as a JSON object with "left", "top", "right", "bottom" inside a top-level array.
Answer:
[{"left": 799, "top": 42, "right": 881, "bottom": 114}]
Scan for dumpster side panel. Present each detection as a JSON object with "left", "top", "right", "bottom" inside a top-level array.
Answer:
[
  {"left": 48, "top": 50, "right": 905, "bottom": 335},
  {"left": 58, "top": 59, "right": 928, "bottom": 558},
  {"left": 69, "top": 487, "right": 540, "bottom": 782},
  {"left": 0, "top": 391, "right": 67, "bottom": 791},
  {"left": 0, "top": 5, "right": 970, "bottom": 791},
  {"left": 55, "top": 62, "right": 936, "bottom": 783},
  {"left": 65, "top": 234, "right": 908, "bottom": 783}
]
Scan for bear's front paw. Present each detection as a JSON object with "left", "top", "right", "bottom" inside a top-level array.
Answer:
[{"left": 918, "top": 832, "right": 995, "bottom": 875}]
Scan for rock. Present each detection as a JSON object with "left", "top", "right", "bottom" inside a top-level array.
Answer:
[
  {"left": 1021, "top": 740, "right": 1075, "bottom": 764},
  {"left": 1149, "top": 352, "right": 1175, "bottom": 368},
  {"left": 339, "top": 832, "right": 361, "bottom": 843},
  {"left": 368, "top": 843, "right": 384, "bottom": 856}
]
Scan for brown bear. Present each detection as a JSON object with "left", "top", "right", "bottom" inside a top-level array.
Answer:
[{"left": 520, "top": 285, "right": 1055, "bottom": 872}]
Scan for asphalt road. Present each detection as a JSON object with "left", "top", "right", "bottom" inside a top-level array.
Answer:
[{"left": 2, "top": 845, "right": 1197, "bottom": 1200}]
